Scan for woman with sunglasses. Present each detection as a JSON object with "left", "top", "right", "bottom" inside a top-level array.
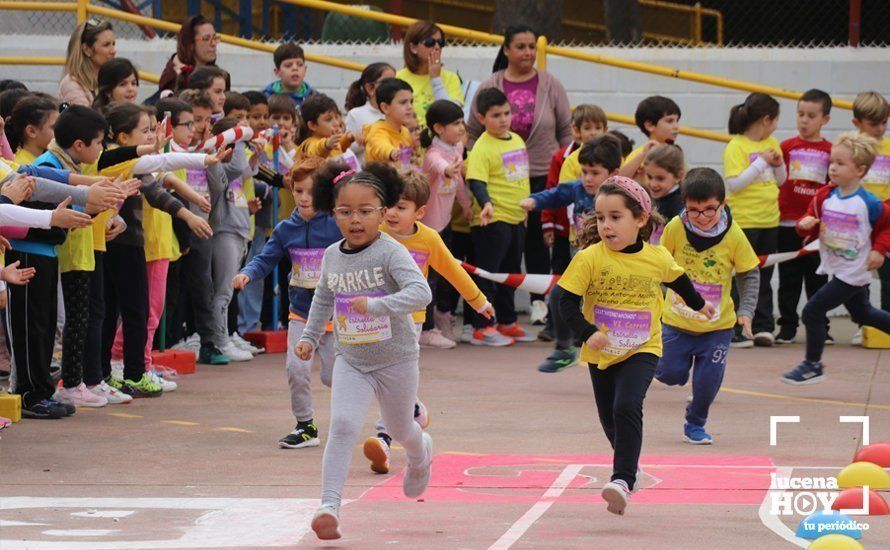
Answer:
[
  {"left": 59, "top": 18, "right": 116, "bottom": 106},
  {"left": 396, "top": 21, "right": 463, "bottom": 123},
  {"left": 467, "top": 23, "right": 573, "bottom": 330},
  {"left": 158, "top": 15, "right": 224, "bottom": 96}
]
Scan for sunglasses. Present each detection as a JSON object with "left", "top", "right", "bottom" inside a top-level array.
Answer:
[{"left": 419, "top": 37, "right": 446, "bottom": 48}]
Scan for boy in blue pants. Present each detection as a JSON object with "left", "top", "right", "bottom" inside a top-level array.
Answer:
[{"left": 655, "top": 168, "right": 760, "bottom": 445}]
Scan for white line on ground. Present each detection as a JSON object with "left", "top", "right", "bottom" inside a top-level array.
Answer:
[{"left": 487, "top": 464, "right": 585, "bottom": 550}]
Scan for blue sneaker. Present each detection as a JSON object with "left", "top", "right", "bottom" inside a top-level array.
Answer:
[
  {"left": 683, "top": 423, "right": 712, "bottom": 445},
  {"left": 22, "top": 399, "right": 68, "bottom": 419},
  {"left": 47, "top": 397, "right": 75, "bottom": 416},
  {"left": 537, "top": 347, "right": 578, "bottom": 373},
  {"left": 782, "top": 361, "right": 825, "bottom": 385}
]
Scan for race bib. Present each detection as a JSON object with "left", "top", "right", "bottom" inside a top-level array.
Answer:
[
  {"left": 502, "top": 149, "right": 530, "bottom": 182},
  {"left": 289, "top": 247, "right": 324, "bottom": 289},
  {"left": 230, "top": 178, "right": 248, "bottom": 208},
  {"left": 186, "top": 169, "right": 208, "bottom": 194},
  {"left": 593, "top": 305, "right": 651, "bottom": 356},
  {"left": 671, "top": 281, "right": 722, "bottom": 321},
  {"left": 439, "top": 176, "right": 456, "bottom": 195},
  {"left": 863, "top": 155, "right": 890, "bottom": 185},
  {"left": 821, "top": 209, "right": 861, "bottom": 261},
  {"left": 395, "top": 147, "right": 414, "bottom": 172},
  {"left": 408, "top": 249, "right": 429, "bottom": 270},
  {"left": 334, "top": 292, "right": 392, "bottom": 345},
  {"left": 333, "top": 149, "right": 360, "bottom": 171},
  {"left": 789, "top": 149, "right": 829, "bottom": 183}
]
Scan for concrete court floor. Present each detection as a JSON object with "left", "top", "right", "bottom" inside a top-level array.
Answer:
[{"left": 0, "top": 317, "right": 888, "bottom": 549}]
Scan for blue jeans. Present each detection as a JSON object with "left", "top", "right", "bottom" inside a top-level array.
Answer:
[
  {"left": 237, "top": 231, "right": 266, "bottom": 334},
  {"left": 656, "top": 325, "right": 733, "bottom": 428}
]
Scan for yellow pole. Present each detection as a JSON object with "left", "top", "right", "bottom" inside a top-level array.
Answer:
[
  {"left": 0, "top": 1, "right": 78, "bottom": 12},
  {"left": 77, "top": 0, "right": 88, "bottom": 24},
  {"left": 693, "top": 3, "right": 702, "bottom": 46},
  {"left": 0, "top": 55, "right": 160, "bottom": 83},
  {"left": 536, "top": 35, "right": 547, "bottom": 72}
]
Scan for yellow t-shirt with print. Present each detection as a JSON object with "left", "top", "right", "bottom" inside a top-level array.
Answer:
[
  {"left": 557, "top": 240, "right": 684, "bottom": 369},
  {"left": 466, "top": 131, "right": 530, "bottom": 226},
  {"left": 560, "top": 144, "right": 643, "bottom": 184},
  {"left": 723, "top": 134, "right": 781, "bottom": 229},
  {"left": 143, "top": 169, "right": 183, "bottom": 263},
  {"left": 381, "top": 221, "right": 487, "bottom": 323},
  {"left": 364, "top": 120, "right": 413, "bottom": 170},
  {"left": 862, "top": 136, "right": 890, "bottom": 200},
  {"left": 659, "top": 217, "right": 760, "bottom": 332},
  {"left": 396, "top": 67, "right": 463, "bottom": 122}
]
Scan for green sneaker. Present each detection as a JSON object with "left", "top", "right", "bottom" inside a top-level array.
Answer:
[
  {"left": 537, "top": 346, "right": 579, "bottom": 373},
  {"left": 121, "top": 373, "right": 163, "bottom": 398},
  {"left": 106, "top": 376, "right": 124, "bottom": 390},
  {"left": 198, "top": 344, "right": 230, "bottom": 365}
]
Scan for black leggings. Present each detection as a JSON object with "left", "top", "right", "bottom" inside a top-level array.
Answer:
[
  {"left": 60, "top": 270, "right": 91, "bottom": 389},
  {"left": 589, "top": 353, "right": 658, "bottom": 490},
  {"left": 102, "top": 243, "right": 148, "bottom": 382}
]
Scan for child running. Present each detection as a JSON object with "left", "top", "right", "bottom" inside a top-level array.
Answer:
[
  {"left": 655, "top": 168, "right": 761, "bottom": 444},
  {"left": 295, "top": 162, "right": 433, "bottom": 540},
  {"left": 783, "top": 132, "right": 890, "bottom": 385},
  {"left": 233, "top": 157, "right": 341, "bottom": 449},
  {"left": 556, "top": 175, "right": 714, "bottom": 515}
]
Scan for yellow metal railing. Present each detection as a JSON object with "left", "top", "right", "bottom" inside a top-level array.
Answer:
[
  {"left": 280, "top": 0, "right": 852, "bottom": 110},
  {"left": 0, "top": 56, "right": 160, "bottom": 84}
]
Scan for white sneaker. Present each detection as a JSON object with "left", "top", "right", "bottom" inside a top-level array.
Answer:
[
  {"left": 55, "top": 382, "right": 107, "bottom": 408},
  {"left": 529, "top": 299, "right": 548, "bottom": 326},
  {"left": 311, "top": 506, "right": 341, "bottom": 540},
  {"left": 403, "top": 432, "right": 433, "bottom": 498},
  {"left": 172, "top": 333, "right": 201, "bottom": 353},
  {"left": 110, "top": 359, "right": 124, "bottom": 382},
  {"left": 231, "top": 332, "right": 264, "bottom": 355},
  {"left": 753, "top": 332, "right": 775, "bottom": 347},
  {"left": 459, "top": 324, "right": 474, "bottom": 344},
  {"left": 852, "top": 328, "right": 862, "bottom": 346},
  {"left": 471, "top": 326, "right": 514, "bottom": 347},
  {"left": 222, "top": 341, "right": 253, "bottom": 362},
  {"left": 602, "top": 480, "right": 630, "bottom": 515},
  {"left": 363, "top": 435, "right": 391, "bottom": 474},
  {"left": 148, "top": 370, "right": 177, "bottom": 392},
  {"left": 419, "top": 328, "right": 456, "bottom": 349},
  {"left": 90, "top": 380, "right": 132, "bottom": 404},
  {"left": 433, "top": 309, "right": 455, "bottom": 342}
]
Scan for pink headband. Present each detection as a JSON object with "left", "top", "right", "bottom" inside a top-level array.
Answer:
[
  {"left": 333, "top": 169, "right": 356, "bottom": 185},
  {"left": 605, "top": 175, "right": 651, "bottom": 215}
]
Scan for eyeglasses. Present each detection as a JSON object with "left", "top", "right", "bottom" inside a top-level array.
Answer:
[
  {"left": 332, "top": 207, "right": 384, "bottom": 220},
  {"left": 175, "top": 121, "right": 195, "bottom": 129},
  {"left": 420, "top": 37, "right": 446, "bottom": 48},
  {"left": 197, "top": 33, "right": 220, "bottom": 45},
  {"left": 686, "top": 207, "right": 720, "bottom": 218}
]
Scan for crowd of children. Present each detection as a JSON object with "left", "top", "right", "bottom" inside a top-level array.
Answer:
[{"left": 2, "top": 22, "right": 890, "bottom": 535}]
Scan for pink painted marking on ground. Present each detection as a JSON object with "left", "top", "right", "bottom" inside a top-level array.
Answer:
[{"left": 361, "top": 454, "right": 775, "bottom": 505}]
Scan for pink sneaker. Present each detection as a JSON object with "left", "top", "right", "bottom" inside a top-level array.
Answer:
[{"left": 55, "top": 382, "right": 108, "bottom": 408}]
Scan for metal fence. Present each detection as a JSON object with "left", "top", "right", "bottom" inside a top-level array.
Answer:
[{"left": 0, "top": 0, "right": 152, "bottom": 39}]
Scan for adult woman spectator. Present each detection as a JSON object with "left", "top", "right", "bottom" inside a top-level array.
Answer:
[
  {"left": 396, "top": 21, "right": 463, "bottom": 123},
  {"left": 59, "top": 19, "right": 116, "bottom": 106},
  {"left": 158, "top": 15, "right": 220, "bottom": 95},
  {"left": 467, "top": 24, "right": 573, "bottom": 323}
]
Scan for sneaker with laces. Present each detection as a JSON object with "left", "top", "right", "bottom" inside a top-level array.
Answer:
[
  {"left": 279, "top": 421, "right": 320, "bottom": 449},
  {"left": 753, "top": 331, "right": 775, "bottom": 347},
  {"left": 683, "top": 423, "right": 713, "bottom": 445},
  {"left": 48, "top": 397, "right": 75, "bottom": 416},
  {"left": 231, "top": 332, "right": 264, "bottom": 355},
  {"left": 121, "top": 373, "right": 163, "bottom": 398},
  {"left": 497, "top": 323, "right": 537, "bottom": 343},
  {"left": 403, "top": 432, "right": 433, "bottom": 498},
  {"left": 22, "top": 399, "right": 68, "bottom": 419},
  {"left": 414, "top": 400, "right": 430, "bottom": 429},
  {"left": 602, "top": 479, "right": 631, "bottom": 515},
  {"left": 172, "top": 333, "right": 201, "bottom": 353},
  {"left": 433, "top": 309, "right": 455, "bottom": 342},
  {"left": 363, "top": 434, "right": 391, "bottom": 474},
  {"left": 222, "top": 340, "right": 253, "bottom": 362},
  {"left": 537, "top": 347, "right": 578, "bottom": 373},
  {"left": 148, "top": 370, "right": 177, "bottom": 392},
  {"left": 529, "top": 300, "right": 548, "bottom": 326},
  {"left": 89, "top": 380, "right": 132, "bottom": 404},
  {"left": 198, "top": 344, "right": 230, "bottom": 365},
  {"left": 311, "top": 506, "right": 341, "bottom": 540},
  {"left": 55, "top": 382, "right": 107, "bottom": 408},
  {"left": 459, "top": 324, "right": 473, "bottom": 344},
  {"left": 419, "top": 328, "right": 456, "bottom": 349},
  {"left": 782, "top": 360, "right": 825, "bottom": 385},
  {"left": 471, "top": 326, "right": 514, "bottom": 347}
]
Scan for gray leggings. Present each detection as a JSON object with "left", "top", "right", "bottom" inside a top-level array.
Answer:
[
  {"left": 286, "top": 318, "right": 334, "bottom": 422},
  {"left": 210, "top": 232, "right": 247, "bottom": 347},
  {"left": 322, "top": 356, "right": 424, "bottom": 514}
]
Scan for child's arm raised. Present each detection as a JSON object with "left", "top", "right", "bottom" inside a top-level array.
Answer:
[
  {"left": 161, "top": 172, "right": 211, "bottom": 212},
  {"left": 365, "top": 246, "right": 432, "bottom": 317},
  {"left": 131, "top": 152, "right": 209, "bottom": 175},
  {"left": 521, "top": 183, "right": 577, "bottom": 212},
  {"left": 235, "top": 224, "right": 287, "bottom": 289}
]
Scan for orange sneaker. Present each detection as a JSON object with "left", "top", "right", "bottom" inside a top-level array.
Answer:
[
  {"left": 497, "top": 323, "right": 537, "bottom": 342},
  {"left": 471, "top": 326, "right": 514, "bottom": 347}
]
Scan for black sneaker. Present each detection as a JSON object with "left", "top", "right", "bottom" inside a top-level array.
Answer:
[
  {"left": 198, "top": 344, "right": 230, "bottom": 365},
  {"left": 22, "top": 399, "right": 68, "bottom": 419},
  {"left": 782, "top": 361, "right": 825, "bottom": 385},
  {"left": 730, "top": 333, "right": 753, "bottom": 348},
  {"left": 279, "top": 421, "right": 320, "bottom": 449},
  {"left": 48, "top": 397, "right": 76, "bottom": 416},
  {"left": 775, "top": 329, "right": 796, "bottom": 344},
  {"left": 537, "top": 328, "right": 554, "bottom": 342}
]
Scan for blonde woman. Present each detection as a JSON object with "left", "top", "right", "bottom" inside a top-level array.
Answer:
[{"left": 59, "top": 18, "right": 116, "bottom": 106}]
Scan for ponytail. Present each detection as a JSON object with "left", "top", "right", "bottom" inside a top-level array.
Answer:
[
  {"left": 728, "top": 92, "right": 779, "bottom": 135},
  {"left": 421, "top": 99, "right": 464, "bottom": 148},
  {"left": 344, "top": 62, "right": 395, "bottom": 111},
  {"left": 492, "top": 24, "right": 537, "bottom": 73},
  {"left": 6, "top": 96, "right": 56, "bottom": 152}
]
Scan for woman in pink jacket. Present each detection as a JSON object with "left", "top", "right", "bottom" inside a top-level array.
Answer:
[{"left": 58, "top": 19, "right": 116, "bottom": 106}]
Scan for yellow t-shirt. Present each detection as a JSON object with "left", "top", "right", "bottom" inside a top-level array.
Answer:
[
  {"left": 861, "top": 137, "right": 890, "bottom": 200},
  {"left": 395, "top": 67, "right": 463, "bottom": 122},
  {"left": 364, "top": 120, "right": 413, "bottom": 170},
  {"left": 13, "top": 148, "right": 36, "bottom": 166},
  {"left": 558, "top": 241, "right": 684, "bottom": 369},
  {"left": 143, "top": 169, "right": 183, "bottom": 263},
  {"left": 659, "top": 217, "right": 760, "bottom": 332},
  {"left": 723, "top": 135, "right": 781, "bottom": 229},
  {"left": 380, "top": 221, "right": 487, "bottom": 323},
  {"left": 558, "top": 147, "right": 581, "bottom": 184},
  {"left": 466, "top": 131, "right": 530, "bottom": 226},
  {"left": 621, "top": 145, "right": 647, "bottom": 183}
]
